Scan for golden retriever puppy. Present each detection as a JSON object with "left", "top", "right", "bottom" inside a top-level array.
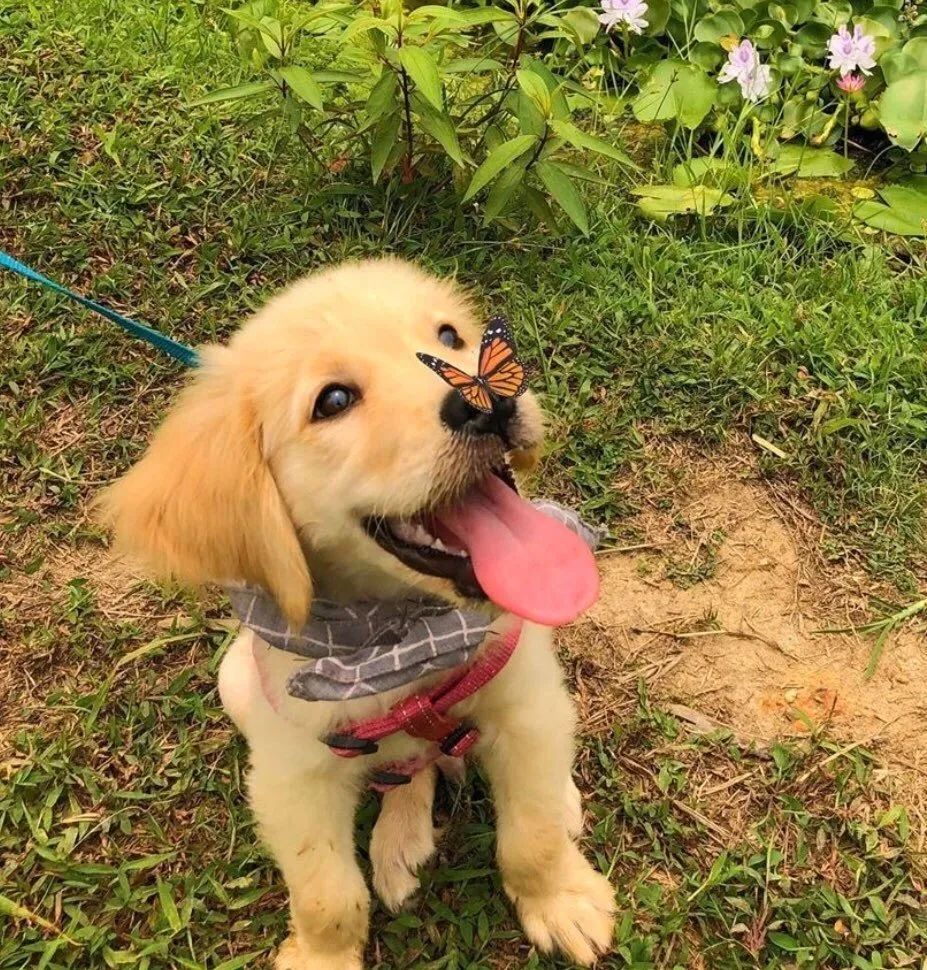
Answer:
[{"left": 101, "top": 259, "right": 614, "bottom": 970}]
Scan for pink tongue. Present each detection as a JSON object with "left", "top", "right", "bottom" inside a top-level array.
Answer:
[{"left": 436, "top": 476, "right": 599, "bottom": 625}]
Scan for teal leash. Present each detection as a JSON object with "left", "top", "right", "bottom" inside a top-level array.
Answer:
[{"left": 0, "top": 249, "right": 200, "bottom": 368}]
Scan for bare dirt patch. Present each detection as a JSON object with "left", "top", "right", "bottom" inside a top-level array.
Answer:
[{"left": 564, "top": 441, "right": 927, "bottom": 806}]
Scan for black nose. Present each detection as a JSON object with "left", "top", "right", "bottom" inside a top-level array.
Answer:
[{"left": 441, "top": 390, "right": 515, "bottom": 439}]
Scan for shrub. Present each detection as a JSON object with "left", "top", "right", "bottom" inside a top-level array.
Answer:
[
  {"left": 193, "top": 0, "right": 636, "bottom": 233},
  {"left": 195, "top": 0, "right": 927, "bottom": 235}
]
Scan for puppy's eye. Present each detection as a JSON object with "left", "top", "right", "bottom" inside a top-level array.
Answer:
[
  {"left": 438, "top": 324, "right": 463, "bottom": 349},
  {"left": 312, "top": 384, "right": 358, "bottom": 421}
]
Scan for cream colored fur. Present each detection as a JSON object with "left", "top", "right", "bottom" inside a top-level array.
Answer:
[{"left": 101, "top": 259, "right": 614, "bottom": 968}]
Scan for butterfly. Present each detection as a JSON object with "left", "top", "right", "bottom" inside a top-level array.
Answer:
[{"left": 417, "top": 315, "right": 527, "bottom": 413}]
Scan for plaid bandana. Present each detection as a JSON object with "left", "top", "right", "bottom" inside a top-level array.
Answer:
[{"left": 226, "top": 500, "right": 601, "bottom": 702}]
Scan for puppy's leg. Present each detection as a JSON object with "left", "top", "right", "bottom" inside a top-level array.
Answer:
[
  {"left": 475, "top": 626, "right": 614, "bottom": 966},
  {"left": 250, "top": 763, "right": 369, "bottom": 970},
  {"left": 370, "top": 764, "right": 438, "bottom": 911}
]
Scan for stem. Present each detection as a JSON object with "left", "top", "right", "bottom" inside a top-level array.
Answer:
[
  {"left": 400, "top": 67, "right": 415, "bottom": 168},
  {"left": 472, "top": 5, "right": 527, "bottom": 136},
  {"left": 844, "top": 97, "right": 850, "bottom": 159},
  {"left": 396, "top": 16, "right": 414, "bottom": 178},
  {"left": 527, "top": 125, "right": 549, "bottom": 168}
]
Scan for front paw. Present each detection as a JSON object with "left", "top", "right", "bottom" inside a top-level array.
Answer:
[
  {"left": 507, "top": 852, "right": 615, "bottom": 966},
  {"left": 370, "top": 807, "right": 437, "bottom": 911},
  {"left": 275, "top": 933, "right": 363, "bottom": 970}
]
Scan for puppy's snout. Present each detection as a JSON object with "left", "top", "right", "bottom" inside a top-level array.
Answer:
[{"left": 440, "top": 390, "right": 515, "bottom": 440}]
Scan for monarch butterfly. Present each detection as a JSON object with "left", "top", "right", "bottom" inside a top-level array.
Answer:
[{"left": 417, "top": 315, "right": 527, "bottom": 413}]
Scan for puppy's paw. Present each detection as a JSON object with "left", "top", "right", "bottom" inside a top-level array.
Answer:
[
  {"left": 370, "top": 801, "right": 437, "bottom": 911},
  {"left": 275, "top": 934, "right": 363, "bottom": 970},
  {"left": 508, "top": 852, "right": 615, "bottom": 966},
  {"left": 565, "top": 778, "right": 584, "bottom": 839}
]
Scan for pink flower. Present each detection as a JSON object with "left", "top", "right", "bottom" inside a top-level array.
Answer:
[
  {"left": 719, "top": 40, "right": 759, "bottom": 85},
  {"left": 836, "top": 73, "right": 866, "bottom": 93},
  {"left": 827, "top": 24, "right": 877, "bottom": 77},
  {"left": 599, "top": 0, "right": 649, "bottom": 34},
  {"left": 718, "top": 39, "right": 772, "bottom": 103}
]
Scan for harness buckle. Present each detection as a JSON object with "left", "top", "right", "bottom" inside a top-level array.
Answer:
[
  {"left": 370, "top": 768, "right": 413, "bottom": 791},
  {"left": 324, "top": 733, "right": 379, "bottom": 757},
  {"left": 439, "top": 722, "right": 480, "bottom": 758}
]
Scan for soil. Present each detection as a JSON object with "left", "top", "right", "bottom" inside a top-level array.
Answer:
[{"left": 561, "top": 440, "right": 927, "bottom": 821}]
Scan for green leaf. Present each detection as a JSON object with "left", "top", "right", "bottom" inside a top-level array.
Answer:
[
  {"left": 632, "top": 183, "right": 735, "bottom": 220},
  {"left": 312, "top": 70, "right": 359, "bottom": 84},
  {"left": 515, "top": 90, "right": 547, "bottom": 136},
  {"left": 549, "top": 120, "right": 635, "bottom": 167},
  {"left": 880, "top": 72, "right": 927, "bottom": 151},
  {"left": 520, "top": 57, "right": 570, "bottom": 120},
  {"left": 643, "top": 0, "right": 670, "bottom": 34},
  {"left": 442, "top": 56, "right": 504, "bottom": 74},
  {"left": 769, "top": 931, "right": 802, "bottom": 952},
  {"left": 157, "top": 880, "right": 183, "bottom": 933},
  {"left": 459, "top": 7, "right": 518, "bottom": 27},
  {"left": 483, "top": 164, "right": 526, "bottom": 224},
  {"left": 694, "top": 10, "right": 744, "bottom": 44},
  {"left": 278, "top": 66, "right": 323, "bottom": 110},
  {"left": 397, "top": 47, "right": 443, "bottom": 110},
  {"left": 463, "top": 134, "right": 537, "bottom": 201},
  {"left": 517, "top": 69, "right": 551, "bottom": 116},
  {"left": 769, "top": 144, "right": 854, "bottom": 178},
  {"left": 672, "top": 156, "right": 744, "bottom": 188},
  {"left": 407, "top": 4, "right": 467, "bottom": 23},
  {"left": 880, "top": 48, "right": 922, "bottom": 85},
  {"left": 258, "top": 17, "right": 285, "bottom": 59},
  {"left": 188, "top": 81, "right": 276, "bottom": 107},
  {"left": 535, "top": 161, "right": 588, "bottom": 233},
  {"left": 342, "top": 16, "right": 396, "bottom": 42},
  {"left": 795, "top": 21, "right": 832, "bottom": 55},
  {"left": 632, "top": 60, "right": 717, "bottom": 129},
  {"left": 523, "top": 185, "right": 559, "bottom": 230},
  {"left": 413, "top": 96, "right": 465, "bottom": 167},
  {"left": 554, "top": 160, "right": 608, "bottom": 184},
  {"left": 371, "top": 112, "right": 401, "bottom": 182},
  {"left": 213, "top": 953, "right": 268, "bottom": 970},
  {"left": 854, "top": 185, "right": 927, "bottom": 236},
  {"left": 561, "top": 7, "right": 601, "bottom": 45},
  {"left": 366, "top": 70, "right": 398, "bottom": 124}
]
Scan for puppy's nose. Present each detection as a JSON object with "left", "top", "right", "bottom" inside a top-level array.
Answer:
[{"left": 441, "top": 390, "right": 515, "bottom": 439}]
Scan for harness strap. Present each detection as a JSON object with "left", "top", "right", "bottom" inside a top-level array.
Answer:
[
  {"left": 0, "top": 249, "right": 200, "bottom": 368},
  {"left": 324, "top": 625, "right": 521, "bottom": 781}
]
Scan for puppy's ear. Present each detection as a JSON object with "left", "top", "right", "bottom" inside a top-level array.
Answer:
[{"left": 98, "top": 347, "right": 312, "bottom": 626}]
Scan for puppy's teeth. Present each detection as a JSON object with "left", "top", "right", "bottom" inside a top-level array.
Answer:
[{"left": 432, "top": 538, "right": 447, "bottom": 552}]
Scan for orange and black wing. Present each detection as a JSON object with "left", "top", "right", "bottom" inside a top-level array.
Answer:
[
  {"left": 477, "top": 315, "right": 527, "bottom": 399},
  {"left": 416, "top": 353, "right": 494, "bottom": 413}
]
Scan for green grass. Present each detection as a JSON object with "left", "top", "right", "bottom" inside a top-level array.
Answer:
[
  {"left": 2, "top": 1, "right": 927, "bottom": 968},
  {"left": 3, "top": 611, "right": 926, "bottom": 969}
]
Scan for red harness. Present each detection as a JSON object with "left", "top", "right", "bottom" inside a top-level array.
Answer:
[{"left": 324, "top": 625, "right": 521, "bottom": 791}]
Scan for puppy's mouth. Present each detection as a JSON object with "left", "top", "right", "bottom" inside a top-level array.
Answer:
[{"left": 364, "top": 464, "right": 598, "bottom": 626}]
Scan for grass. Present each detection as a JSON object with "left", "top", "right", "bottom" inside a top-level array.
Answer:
[{"left": 1, "top": 0, "right": 926, "bottom": 968}]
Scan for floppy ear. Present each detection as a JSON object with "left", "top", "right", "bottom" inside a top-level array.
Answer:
[{"left": 98, "top": 347, "right": 312, "bottom": 626}]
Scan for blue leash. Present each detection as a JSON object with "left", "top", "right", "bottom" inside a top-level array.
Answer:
[{"left": 0, "top": 249, "right": 200, "bottom": 368}]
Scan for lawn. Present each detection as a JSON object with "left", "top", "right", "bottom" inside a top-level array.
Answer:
[{"left": 1, "top": 1, "right": 926, "bottom": 968}]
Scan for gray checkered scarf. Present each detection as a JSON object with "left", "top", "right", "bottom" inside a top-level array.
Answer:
[{"left": 226, "top": 500, "right": 601, "bottom": 702}]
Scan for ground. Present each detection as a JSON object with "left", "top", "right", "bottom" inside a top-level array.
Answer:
[{"left": 2, "top": 1, "right": 926, "bottom": 968}]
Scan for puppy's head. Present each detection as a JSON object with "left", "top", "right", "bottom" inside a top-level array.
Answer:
[{"left": 100, "top": 259, "right": 544, "bottom": 625}]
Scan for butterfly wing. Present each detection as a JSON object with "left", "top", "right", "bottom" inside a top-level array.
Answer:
[
  {"left": 477, "top": 315, "right": 527, "bottom": 399},
  {"left": 416, "top": 353, "right": 494, "bottom": 412},
  {"left": 458, "top": 381, "right": 494, "bottom": 413}
]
